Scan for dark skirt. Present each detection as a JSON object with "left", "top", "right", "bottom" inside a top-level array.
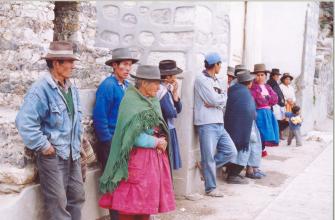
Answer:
[{"left": 169, "top": 128, "right": 182, "bottom": 170}]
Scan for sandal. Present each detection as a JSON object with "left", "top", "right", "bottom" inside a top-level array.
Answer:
[
  {"left": 245, "top": 172, "right": 262, "bottom": 179},
  {"left": 254, "top": 169, "right": 266, "bottom": 177}
]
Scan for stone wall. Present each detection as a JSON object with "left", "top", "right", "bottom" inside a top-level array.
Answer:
[
  {"left": 0, "top": 2, "right": 55, "bottom": 193},
  {"left": 314, "top": 2, "right": 333, "bottom": 122},
  {"left": 295, "top": 2, "right": 320, "bottom": 134},
  {"left": 96, "top": 1, "right": 231, "bottom": 195}
]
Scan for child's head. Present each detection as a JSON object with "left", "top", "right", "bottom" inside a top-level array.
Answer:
[{"left": 292, "top": 105, "right": 301, "bottom": 115}]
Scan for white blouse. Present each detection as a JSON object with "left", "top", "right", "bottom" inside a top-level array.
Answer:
[{"left": 280, "top": 84, "right": 296, "bottom": 102}]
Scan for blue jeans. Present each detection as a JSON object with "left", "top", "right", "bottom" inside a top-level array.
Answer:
[{"left": 197, "top": 123, "right": 237, "bottom": 192}]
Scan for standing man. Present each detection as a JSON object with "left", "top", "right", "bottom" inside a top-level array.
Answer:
[
  {"left": 93, "top": 48, "right": 138, "bottom": 171},
  {"left": 15, "top": 41, "right": 85, "bottom": 220},
  {"left": 194, "top": 52, "right": 237, "bottom": 197},
  {"left": 227, "top": 66, "right": 236, "bottom": 87}
]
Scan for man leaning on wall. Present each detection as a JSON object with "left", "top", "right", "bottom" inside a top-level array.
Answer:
[
  {"left": 194, "top": 52, "right": 237, "bottom": 197},
  {"left": 15, "top": 41, "right": 85, "bottom": 220}
]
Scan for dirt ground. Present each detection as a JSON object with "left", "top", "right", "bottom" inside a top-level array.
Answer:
[{"left": 155, "top": 129, "right": 333, "bottom": 220}]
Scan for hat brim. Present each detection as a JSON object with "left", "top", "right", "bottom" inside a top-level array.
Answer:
[
  {"left": 105, "top": 58, "right": 139, "bottom": 66},
  {"left": 227, "top": 73, "right": 236, "bottom": 78},
  {"left": 130, "top": 74, "right": 164, "bottom": 81},
  {"left": 160, "top": 67, "right": 183, "bottom": 76},
  {"left": 42, "top": 54, "right": 79, "bottom": 61},
  {"left": 251, "top": 70, "right": 270, "bottom": 74},
  {"left": 238, "top": 75, "right": 255, "bottom": 83}
]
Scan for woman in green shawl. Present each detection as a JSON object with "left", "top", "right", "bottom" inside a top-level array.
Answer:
[{"left": 98, "top": 65, "right": 176, "bottom": 220}]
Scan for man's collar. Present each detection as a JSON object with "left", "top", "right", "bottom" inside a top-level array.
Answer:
[
  {"left": 203, "top": 70, "right": 217, "bottom": 80},
  {"left": 45, "top": 72, "right": 72, "bottom": 91},
  {"left": 111, "top": 74, "right": 129, "bottom": 86}
]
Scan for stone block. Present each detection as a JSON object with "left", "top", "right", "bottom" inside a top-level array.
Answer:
[
  {"left": 122, "top": 13, "right": 137, "bottom": 26},
  {"left": 174, "top": 6, "right": 195, "bottom": 25},
  {"left": 147, "top": 51, "right": 186, "bottom": 70},
  {"left": 99, "top": 30, "right": 120, "bottom": 46},
  {"left": 160, "top": 31, "right": 194, "bottom": 46},
  {"left": 78, "top": 89, "right": 96, "bottom": 117},
  {"left": 195, "top": 5, "right": 213, "bottom": 33},
  {"left": 151, "top": 8, "right": 172, "bottom": 24},
  {"left": 102, "top": 4, "right": 119, "bottom": 20},
  {"left": 139, "top": 31, "right": 155, "bottom": 47},
  {"left": 0, "top": 165, "right": 37, "bottom": 185}
]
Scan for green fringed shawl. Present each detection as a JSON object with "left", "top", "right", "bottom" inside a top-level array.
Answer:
[{"left": 99, "top": 85, "right": 171, "bottom": 193}]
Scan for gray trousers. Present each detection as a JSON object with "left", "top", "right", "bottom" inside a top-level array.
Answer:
[
  {"left": 287, "top": 128, "right": 302, "bottom": 146},
  {"left": 36, "top": 152, "right": 85, "bottom": 220}
]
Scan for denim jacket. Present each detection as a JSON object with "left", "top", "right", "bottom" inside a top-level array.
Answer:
[{"left": 15, "top": 72, "right": 83, "bottom": 160}]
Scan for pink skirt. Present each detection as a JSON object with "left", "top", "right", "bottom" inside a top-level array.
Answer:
[{"left": 99, "top": 147, "right": 176, "bottom": 214}]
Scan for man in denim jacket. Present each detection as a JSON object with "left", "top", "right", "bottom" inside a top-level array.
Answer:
[{"left": 15, "top": 41, "right": 85, "bottom": 220}]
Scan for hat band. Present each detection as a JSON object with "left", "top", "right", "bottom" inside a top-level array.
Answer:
[
  {"left": 161, "top": 67, "right": 179, "bottom": 72},
  {"left": 48, "top": 49, "right": 74, "bottom": 55}
]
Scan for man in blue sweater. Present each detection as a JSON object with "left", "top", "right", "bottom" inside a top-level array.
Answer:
[{"left": 93, "top": 48, "right": 138, "bottom": 171}]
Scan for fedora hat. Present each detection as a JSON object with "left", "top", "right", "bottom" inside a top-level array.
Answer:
[
  {"left": 42, "top": 41, "right": 79, "bottom": 61},
  {"left": 159, "top": 60, "right": 183, "bottom": 76},
  {"left": 105, "top": 48, "right": 139, "bottom": 66},
  {"left": 227, "top": 66, "right": 235, "bottom": 77},
  {"left": 130, "top": 65, "right": 163, "bottom": 81},
  {"left": 234, "top": 64, "right": 248, "bottom": 75},
  {"left": 237, "top": 70, "right": 254, "bottom": 83},
  {"left": 270, "top": 68, "right": 281, "bottom": 76},
  {"left": 252, "top": 63, "right": 270, "bottom": 74},
  {"left": 280, "top": 73, "right": 294, "bottom": 82}
]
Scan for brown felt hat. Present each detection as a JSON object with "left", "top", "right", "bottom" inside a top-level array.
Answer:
[
  {"left": 252, "top": 63, "right": 270, "bottom": 74},
  {"left": 159, "top": 60, "right": 183, "bottom": 76},
  {"left": 270, "top": 68, "right": 281, "bottom": 76},
  {"left": 42, "top": 41, "right": 79, "bottom": 61},
  {"left": 280, "top": 73, "right": 294, "bottom": 83}
]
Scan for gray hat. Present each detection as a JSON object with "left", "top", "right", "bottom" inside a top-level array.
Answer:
[
  {"left": 227, "top": 66, "right": 235, "bottom": 77},
  {"left": 237, "top": 70, "right": 254, "bottom": 83},
  {"left": 234, "top": 64, "right": 248, "bottom": 75},
  {"left": 130, "top": 65, "right": 163, "bottom": 81},
  {"left": 105, "top": 48, "right": 139, "bottom": 66}
]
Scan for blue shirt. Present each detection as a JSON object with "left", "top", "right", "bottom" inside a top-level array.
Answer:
[
  {"left": 15, "top": 73, "right": 82, "bottom": 160},
  {"left": 93, "top": 75, "right": 129, "bottom": 142},
  {"left": 285, "top": 112, "right": 302, "bottom": 130}
]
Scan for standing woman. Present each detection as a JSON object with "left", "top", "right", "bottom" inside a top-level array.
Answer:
[
  {"left": 267, "top": 68, "right": 288, "bottom": 140},
  {"left": 250, "top": 64, "right": 279, "bottom": 156},
  {"left": 157, "top": 60, "right": 183, "bottom": 170},
  {"left": 279, "top": 73, "right": 296, "bottom": 113},
  {"left": 98, "top": 65, "right": 176, "bottom": 220}
]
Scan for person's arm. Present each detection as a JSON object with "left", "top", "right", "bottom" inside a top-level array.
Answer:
[
  {"left": 250, "top": 87, "right": 269, "bottom": 107},
  {"left": 93, "top": 84, "right": 113, "bottom": 142},
  {"left": 194, "top": 78, "right": 226, "bottom": 107},
  {"left": 133, "top": 132, "right": 157, "bottom": 148},
  {"left": 15, "top": 92, "right": 51, "bottom": 152},
  {"left": 174, "top": 98, "right": 182, "bottom": 113},
  {"left": 267, "top": 85, "right": 279, "bottom": 106}
]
